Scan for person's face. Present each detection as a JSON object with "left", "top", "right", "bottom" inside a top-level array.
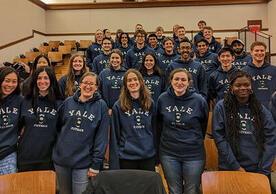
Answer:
[
  {"left": 232, "top": 42, "right": 244, "bottom": 54},
  {"left": 37, "top": 71, "right": 50, "bottom": 94},
  {"left": 80, "top": 76, "right": 98, "bottom": 99},
  {"left": 177, "top": 28, "right": 186, "bottom": 39},
  {"left": 121, "top": 34, "right": 128, "bottom": 44},
  {"left": 135, "top": 33, "right": 145, "bottom": 45},
  {"left": 37, "top": 57, "right": 49, "bottom": 69},
  {"left": 197, "top": 41, "right": 208, "bottom": 55},
  {"left": 136, "top": 25, "right": 143, "bottom": 31},
  {"left": 156, "top": 30, "right": 163, "bottom": 38},
  {"left": 232, "top": 76, "right": 252, "bottom": 103},
  {"left": 250, "top": 45, "right": 266, "bottom": 64},
  {"left": 144, "top": 55, "right": 155, "bottom": 71},
  {"left": 203, "top": 29, "right": 213, "bottom": 39},
  {"left": 102, "top": 39, "right": 112, "bottom": 52},
  {"left": 198, "top": 22, "right": 206, "bottom": 31},
  {"left": 178, "top": 42, "right": 192, "bottom": 60},
  {"left": 148, "top": 37, "right": 157, "bottom": 47},
  {"left": 96, "top": 30, "right": 103, "bottom": 41},
  {"left": 105, "top": 29, "right": 111, "bottom": 38},
  {"left": 218, "top": 51, "right": 235, "bottom": 70},
  {"left": 1, "top": 72, "right": 18, "bottom": 98},
  {"left": 110, "top": 53, "right": 122, "bottom": 70},
  {"left": 163, "top": 40, "right": 174, "bottom": 52},
  {"left": 72, "top": 56, "right": 84, "bottom": 72},
  {"left": 126, "top": 72, "right": 141, "bottom": 94},
  {"left": 171, "top": 72, "right": 189, "bottom": 96}
]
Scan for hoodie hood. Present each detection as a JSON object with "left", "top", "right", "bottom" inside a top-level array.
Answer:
[
  {"left": 248, "top": 60, "right": 270, "bottom": 69},
  {"left": 73, "top": 89, "right": 101, "bottom": 104}
]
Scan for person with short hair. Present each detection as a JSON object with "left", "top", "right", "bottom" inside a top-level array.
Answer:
[
  {"left": 18, "top": 67, "right": 63, "bottom": 172},
  {"left": 158, "top": 37, "right": 179, "bottom": 73},
  {"left": 157, "top": 68, "right": 209, "bottom": 194},
  {"left": 114, "top": 29, "right": 123, "bottom": 48},
  {"left": 172, "top": 24, "right": 180, "bottom": 42},
  {"left": 193, "top": 20, "right": 207, "bottom": 44},
  {"left": 86, "top": 29, "right": 104, "bottom": 69},
  {"left": 174, "top": 26, "right": 190, "bottom": 54},
  {"left": 53, "top": 72, "right": 109, "bottom": 194},
  {"left": 231, "top": 39, "right": 252, "bottom": 69},
  {"left": 0, "top": 67, "right": 23, "bottom": 175},
  {"left": 125, "top": 29, "right": 154, "bottom": 70},
  {"left": 203, "top": 26, "right": 222, "bottom": 54},
  {"left": 242, "top": 41, "right": 276, "bottom": 108},
  {"left": 208, "top": 47, "right": 237, "bottom": 104},
  {"left": 147, "top": 33, "right": 163, "bottom": 57},
  {"left": 155, "top": 26, "right": 165, "bottom": 48},
  {"left": 91, "top": 38, "right": 113, "bottom": 75},
  {"left": 212, "top": 69, "right": 276, "bottom": 180},
  {"left": 167, "top": 39, "right": 207, "bottom": 99},
  {"left": 109, "top": 69, "right": 156, "bottom": 171},
  {"left": 130, "top": 24, "right": 144, "bottom": 46},
  {"left": 195, "top": 38, "right": 220, "bottom": 79}
]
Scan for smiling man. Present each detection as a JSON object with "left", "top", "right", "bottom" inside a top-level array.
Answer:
[
  {"left": 242, "top": 41, "right": 276, "bottom": 108},
  {"left": 231, "top": 39, "right": 252, "bottom": 69},
  {"left": 166, "top": 39, "right": 207, "bottom": 98}
]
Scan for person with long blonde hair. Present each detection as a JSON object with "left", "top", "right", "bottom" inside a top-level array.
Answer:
[
  {"left": 58, "top": 55, "right": 87, "bottom": 98},
  {"left": 109, "top": 69, "right": 156, "bottom": 171}
]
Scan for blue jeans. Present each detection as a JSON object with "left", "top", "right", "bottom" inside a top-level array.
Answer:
[
  {"left": 160, "top": 154, "right": 205, "bottom": 194},
  {"left": 0, "top": 152, "right": 17, "bottom": 175},
  {"left": 54, "top": 164, "right": 89, "bottom": 194}
]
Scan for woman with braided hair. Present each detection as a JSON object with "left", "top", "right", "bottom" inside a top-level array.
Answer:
[{"left": 212, "top": 69, "right": 276, "bottom": 180}]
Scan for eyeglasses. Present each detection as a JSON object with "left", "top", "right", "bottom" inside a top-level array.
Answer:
[
  {"left": 81, "top": 82, "right": 96, "bottom": 86},
  {"left": 136, "top": 35, "right": 145, "bottom": 38}
]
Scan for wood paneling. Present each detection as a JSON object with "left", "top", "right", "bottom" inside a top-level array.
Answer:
[{"left": 28, "top": 0, "right": 269, "bottom": 10}]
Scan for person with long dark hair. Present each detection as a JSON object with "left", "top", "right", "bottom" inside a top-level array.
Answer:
[
  {"left": 58, "top": 54, "right": 87, "bottom": 99},
  {"left": 18, "top": 66, "right": 63, "bottom": 172},
  {"left": 109, "top": 69, "right": 156, "bottom": 171},
  {"left": 99, "top": 49, "right": 126, "bottom": 115},
  {"left": 156, "top": 68, "right": 208, "bottom": 194},
  {"left": 117, "top": 32, "right": 132, "bottom": 62},
  {"left": 0, "top": 67, "right": 22, "bottom": 175},
  {"left": 140, "top": 53, "right": 165, "bottom": 102},
  {"left": 212, "top": 69, "right": 276, "bottom": 179},
  {"left": 53, "top": 72, "right": 109, "bottom": 194}
]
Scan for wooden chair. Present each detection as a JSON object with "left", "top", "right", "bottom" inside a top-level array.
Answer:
[
  {"left": 225, "top": 37, "right": 238, "bottom": 46},
  {"left": 48, "top": 51, "right": 63, "bottom": 66},
  {"left": 78, "top": 40, "right": 92, "bottom": 56},
  {"left": 215, "top": 37, "right": 222, "bottom": 43},
  {"left": 202, "top": 171, "right": 271, "bottom": 194},
  {"left": 39, "top": 45, "right": 50, "bottom": 54},
  {"left": 25, "top": 51, "right": 41, "bottom": 63},
  {"left": 64, "top": 40, "right": 76, "bottom": 50},
  {"left": 204, "top": 138, "right": 218, "bottom": 170},
  {"left": 206, "top": 111, "right": 213, "bottom": 135},
  {"left": 271, "top": 156, "right": 276, "bottom": 171},
  {"left": 58, "top": 45, "right": 72, "bottom": 57},
  {"left": 48, "top": 40, "right": 60, "bottom": 51},
  {"left": 0, "top": 170, "right": 56, "bottom": 194}
]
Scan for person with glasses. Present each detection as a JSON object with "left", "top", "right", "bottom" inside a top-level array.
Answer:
[
  {"left": 53, "top": 72, "right": 109, "bottom": 194},
  {"left": 166, "top": 39, "right": 207, "bottom": 99},
  {"left": 92, "top": 38, "right": 113, "bottom": 75},
  {"left": 58, "top": 55, "right": 87, "bottom": 99},
  {"left": 125, "top": 29, "right": 154, "bottom": 70}
]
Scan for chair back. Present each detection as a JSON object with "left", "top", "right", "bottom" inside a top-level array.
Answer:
[
  {"left": 202, "top": 171, "right": 271, "bottom": 194},
  {"left": 204, "top": 138, "right": 218, "bottom": 170},
  {"left": 0, "top": 170, "right": 56, "bottom": 194}
]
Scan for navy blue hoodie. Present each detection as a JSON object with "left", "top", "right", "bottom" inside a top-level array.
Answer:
[
  {"left": 212, "top": 100, "right": 276, "bottom": 176},
  {"left": 109, "top": 99, "right": 156, "bottom": 169},
  {"left": 0, "top": 94, "right": 23, "bottom": 160},
  {"left": 156, "top": 87, "right": 209, "bottom": 160},
  {"left": 270, "top": 92, "right": 276, "bottom": 122},
  {"left": 125, "top": 45, "right": 155, "bottom": 70},
  {"left": 195, "top": 51, "right": 220, "bottom": 79},
  {"left": 86, "top": 42, "right": 103, "bottom": 70},
  {"left": 208, "top": 37, "right": 222, "bottom": 54},
  {"left": 18, "top": 96, "right": 62, "bottom": 165},
  {"left": 52, "top": 90, "right": 109, "bottom": 170},
  {"left": 92, "top": 53, "right": 110, "bottom": 75},
  {"left": 117, "top": 44, "right": 132, "bottom": 62},
  {"left": 166, "top": 59, "right": 207, "bottom": 98},
  {"left": 58, "top": 74, "right": 83, "bottom": 99},
  {"left": 193, "top": 31, "right": 204, "bottom": 44},
  {"left": 99, "top": 66, "right": 126, "bottom": 109},
  {"left": 158, "top": 51, "right": 179, "bottom": 73},
  {"left": 242, "top": 61, "right": 276, "bottom": 108},
  {"left": 143, "top": 73, "right": 165, "bottom": 102},
  {"left": 233, "top": 52, "right": 252, "bottom": 69},
  {"left": 208, "top": 65, "right": 237, "bottom": 102}
]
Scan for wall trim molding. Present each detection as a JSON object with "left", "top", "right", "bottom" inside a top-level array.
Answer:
[
  {"left": 28, "top": 0, "right": 269, "bottom": 10},
  {"left": 0, "top": 28, "right": 269, "bottom": 50}
]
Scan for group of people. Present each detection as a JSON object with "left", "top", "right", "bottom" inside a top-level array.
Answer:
[{"left": 0, "top": 21, "right": 276, "bottom": 194}]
